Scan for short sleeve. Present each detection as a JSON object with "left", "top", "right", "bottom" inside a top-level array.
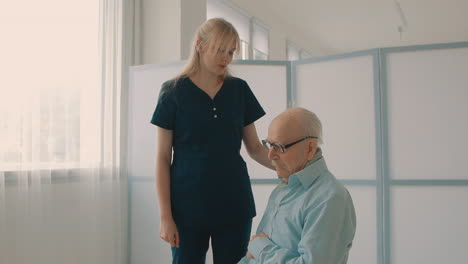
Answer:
[
  {"left": 150, "top": 81, "right": 177, "bottom": 130},
  {"left": 243, "top": 81, "right": 266, "bottom": 126}
]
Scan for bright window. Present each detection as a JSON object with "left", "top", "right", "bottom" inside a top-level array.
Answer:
[
  {"left": 207, "top": 0, "right": 270, "bottom": 60},
  {"left": 252, "top": 20, "right": 269, "bottom": 60},
  {"left": 287, "top": 41, "right": 301, "bottom": 61},
  {"left": 0, "top": 1, "right": 100, "bottom": 171},
  {"left": 207, "top": 0, "right": 250, "bottom": 59}
]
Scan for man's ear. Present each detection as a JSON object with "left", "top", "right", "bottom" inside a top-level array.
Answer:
[{"left": 307, "top": 140, "right": 318, "bottom": 161}]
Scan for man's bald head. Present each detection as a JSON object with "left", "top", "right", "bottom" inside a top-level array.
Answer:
[
  {"left": 271, "top": 108, "right": 323, "bottom": 144},
  {"left": 267, "top": 108, "right": 323, "bottom": 181}
]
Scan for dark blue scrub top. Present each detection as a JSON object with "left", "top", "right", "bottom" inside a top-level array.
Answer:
[{"left": 151, "top": 76, "right": 266, "bottom": 228}]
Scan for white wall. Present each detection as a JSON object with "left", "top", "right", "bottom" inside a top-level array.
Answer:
[
  {"left": 140, "top": 0, "right": 322, "bottom": 63},
  {"left": 180, "top": 0, "right": 206, "bottom": 60},
  {"left": 141, "top": 0, "right": 207, "bottom": 64},
  {"left": 141, "top": 0, "right": 181, "bottom": 64},
  {"left": 229, "top": 0, "right": 330, "bottom": 59}
]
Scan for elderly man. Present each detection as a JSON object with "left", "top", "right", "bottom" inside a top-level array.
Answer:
[{"left": 239, "top": 108, "right": 356, "bottom": 264}]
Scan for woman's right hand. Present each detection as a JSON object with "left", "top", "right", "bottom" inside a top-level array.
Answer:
[{"left": 160, "top": 216, "right": 180, "bottom": 248}]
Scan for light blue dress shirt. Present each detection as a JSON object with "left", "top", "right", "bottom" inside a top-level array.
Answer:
[{"left": 239, "top": 149, "right": 356, "bottom": 263}]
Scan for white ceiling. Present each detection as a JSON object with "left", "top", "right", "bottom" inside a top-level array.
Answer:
[{"left": 260, "top": 0, "right": 468, "bottom": 55}]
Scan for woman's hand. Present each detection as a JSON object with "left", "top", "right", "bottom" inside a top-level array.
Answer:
[
  {"left": 243, "top": 123, "right": 275, "bottom": 170},
  {"left": 160, "top": 216, "right": 180, "bottom": 248}
]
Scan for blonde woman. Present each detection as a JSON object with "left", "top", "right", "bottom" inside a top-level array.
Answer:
[{"left": 150, "top": 18, "right": 273, "bottom": 263}]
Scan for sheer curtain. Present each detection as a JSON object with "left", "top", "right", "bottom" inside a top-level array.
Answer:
[{"left": 0, "top": 0, "right": 135, "bottom": 263}]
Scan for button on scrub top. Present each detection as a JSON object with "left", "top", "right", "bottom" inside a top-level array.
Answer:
[{"left": 151, "top": 76, "right": 266, "bottom": 228}]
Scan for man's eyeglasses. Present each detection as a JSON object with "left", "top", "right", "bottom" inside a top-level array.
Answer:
[{"left": 261, "top": 136, "right": 317, "bottom": 153}]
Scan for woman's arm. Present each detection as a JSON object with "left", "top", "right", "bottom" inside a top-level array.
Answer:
[
  {"left": 155, "top": 127, "right": 179, "bottom": 248},
  {"left": 242, "top": 123, "right": 275, "bottom": 170}
]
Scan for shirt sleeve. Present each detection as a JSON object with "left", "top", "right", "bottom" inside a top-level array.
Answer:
[
  {"left": 243, "top": 80, "right": 266, "bottom": 127},
  {"left": 150, "top": 81, "right": 177, "bottom": 130},
  {"left": 249, "top": 195, "right": 356, "bottom": 263}
]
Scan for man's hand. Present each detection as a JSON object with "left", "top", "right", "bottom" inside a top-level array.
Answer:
[
  {"left": 246, "top": 233, "right": 269, "bottom": 259},
  {"left": 250, "top": 232, "right": 268, "bottom": 241}
]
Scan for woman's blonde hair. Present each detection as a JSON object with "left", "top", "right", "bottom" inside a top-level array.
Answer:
[{"left": 174, "top": 18, "right": 240, "bottom": 81}]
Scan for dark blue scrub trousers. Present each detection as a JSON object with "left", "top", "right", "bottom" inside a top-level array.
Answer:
[{"left": 171, "top": 220, "right": 252, "bottom": 264}]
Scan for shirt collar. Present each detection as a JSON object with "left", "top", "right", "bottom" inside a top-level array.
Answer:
[{"left": 288, "top": 148, "right": 328, "bottom": 188}]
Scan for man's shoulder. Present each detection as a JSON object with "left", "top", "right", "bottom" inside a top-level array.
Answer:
[{"left": 304, "top": 170, "right": 352, "bottom": 205}]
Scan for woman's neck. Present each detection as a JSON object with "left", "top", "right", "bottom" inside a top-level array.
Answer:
[{"left": 190, "top": 70, "right": 223, "bottom": 91}]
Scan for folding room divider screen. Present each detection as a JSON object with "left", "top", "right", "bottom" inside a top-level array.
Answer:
[{"left": 128, "top": 42, "right": 468, "bottom": 264}]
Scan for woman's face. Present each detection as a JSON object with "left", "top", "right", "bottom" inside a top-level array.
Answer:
[{"left": 199, "top": 40, "right": 236, "bottom": 76}]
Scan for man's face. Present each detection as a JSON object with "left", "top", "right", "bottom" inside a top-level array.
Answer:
[{"left": 266, "top": 116, "right": 315, "bottom": 182}]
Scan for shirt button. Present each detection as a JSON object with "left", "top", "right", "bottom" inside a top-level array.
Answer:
[
  {"left": 213, "top": 107, "right": 217, "bottom": 111},
  {"left": 214, "top": 114, "right": 218, "bottom": 118}
]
